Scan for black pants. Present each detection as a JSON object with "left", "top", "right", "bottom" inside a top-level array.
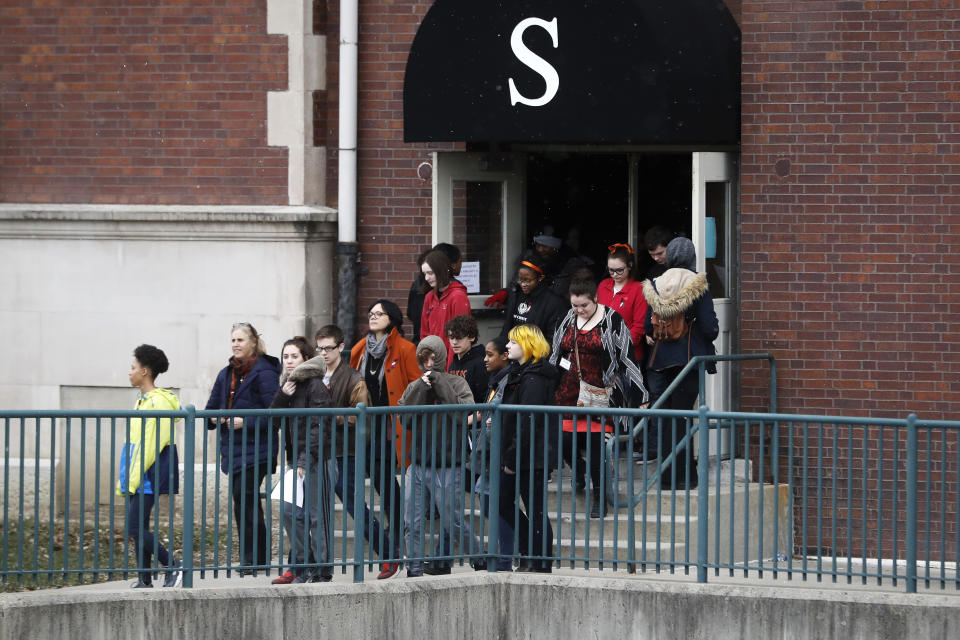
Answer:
[
  {"left": 229, "top": 463, "right": 269, "bottom": 567},
  {"left": 126, "top": 492, "right": 171, "bottom": 584},
  {"left": 561, "top": 430, "right": 604, "bottom": 491},
  {"left": 646, "top": 367, "right": 700, "bottom": 487},
  {"left": 498, "top": 469, "right": 553, "bottom": 572}
]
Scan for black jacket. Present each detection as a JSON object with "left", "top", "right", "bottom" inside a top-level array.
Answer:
[
  {"left": 449, "top": 343, "right": 489, "bottom": 403},
  {"left": 270, "top": 358, "right": 335, "bottom": 467},
  {"left": 500, "top": 281, "right": 568, "bottom": 341},
  {"left": 501, "top": 360, "right": 560, "bottom": 471}
]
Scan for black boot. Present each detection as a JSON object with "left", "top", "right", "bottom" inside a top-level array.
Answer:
[{"left": 590, "top": 487, "right": 607, "bottom": 519}]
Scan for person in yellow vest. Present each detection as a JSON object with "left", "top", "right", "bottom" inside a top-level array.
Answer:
[{"left": 117, "top": 344, "right": 182, "bottom": 588}]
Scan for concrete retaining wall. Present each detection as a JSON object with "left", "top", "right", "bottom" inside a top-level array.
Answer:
[{"left": 2, "top": 575, "right": 957, "bottom": 640}]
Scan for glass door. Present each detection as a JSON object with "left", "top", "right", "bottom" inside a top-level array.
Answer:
[
  {"left": 692, "top": 152, "right": 738, "bottom": 456},
  {"left": 433, "top": 151, "right": 526, "bottom": 342}
]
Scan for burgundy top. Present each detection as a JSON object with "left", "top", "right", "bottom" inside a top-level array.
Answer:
[{"left": 555, "top": 323, "right": 605, "bottom": 406}]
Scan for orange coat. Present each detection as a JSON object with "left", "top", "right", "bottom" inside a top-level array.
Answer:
[{"left": 350, "top": 328, "right": 421, "bottom": 466}]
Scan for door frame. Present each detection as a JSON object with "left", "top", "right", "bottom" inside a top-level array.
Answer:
[
  {"left": 432, "top": 151, "right": 527, "bottom": 307},
  {"left": 692, "top": 151, "right": 739, "bottom": 456}
]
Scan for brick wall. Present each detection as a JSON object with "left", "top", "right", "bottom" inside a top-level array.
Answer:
[
  {"left": 324, "top": 0, "right": 458, "bottom": 340},
  {"left": 0, "top": 1, "right": 288, "bottom": 204},
  {"left": 739, "top": 1, "right": 960, "bottom": 418},
  {"left": 740, "top": 1, "right": 960, "bottom": 559}
]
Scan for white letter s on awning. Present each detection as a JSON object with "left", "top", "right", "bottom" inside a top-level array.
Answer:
[{"left": 508, "top": 17, "right": 559, "bottom": 108}]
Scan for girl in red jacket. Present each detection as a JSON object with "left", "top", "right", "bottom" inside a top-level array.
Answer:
[
  {"left": 419, "top": 249, "right": 471, "bottom": 368},
  {"left": 596, "top": 243, "right": 648, "bottom": 361}
]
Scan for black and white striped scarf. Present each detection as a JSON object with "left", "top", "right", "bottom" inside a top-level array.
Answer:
[{"left": 549, "top": 305, "right": 649, "bottom": 409}]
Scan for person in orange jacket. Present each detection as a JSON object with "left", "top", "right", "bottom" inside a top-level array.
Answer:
[{"left": 350, "top": 299, "right": 421, "bottom": 579}]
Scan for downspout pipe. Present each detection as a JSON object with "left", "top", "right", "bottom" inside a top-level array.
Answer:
[{"left": 337, "top": 0, "right": 359, "bottom": 345}]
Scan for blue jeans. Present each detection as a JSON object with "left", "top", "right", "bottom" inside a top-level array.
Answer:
[
  {"left": 126, "top": 492, "right": 172, "bottom": 584},
  {"left": 474, "top": 476, "right": 514, "bottom": 571},
  {"left": 404, "top": 464, "right": 482, "bottom": 575}
]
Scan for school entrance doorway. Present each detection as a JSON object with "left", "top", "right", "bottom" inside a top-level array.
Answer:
[
  {"left": 431, "top": 150, "right": 738, "bottom": 420},
  {"left": 403, "top": 0, "right": 741, "bottom": 424}
]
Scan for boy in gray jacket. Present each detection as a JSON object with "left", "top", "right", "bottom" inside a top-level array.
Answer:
[{"left": 399, "top": 335, "right": 484, "bottom": 576}]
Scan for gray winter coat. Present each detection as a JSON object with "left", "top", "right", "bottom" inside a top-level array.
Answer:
[{"left": 398, "top": 335, "right": 474, "bottom": 466}]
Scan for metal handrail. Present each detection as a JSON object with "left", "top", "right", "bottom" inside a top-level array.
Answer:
[
  {"left": 6, "top": 391, "right": 957, "bottom": 594},
  {"left": 605, "top": 353, "right": 777, "bottom": 509}
]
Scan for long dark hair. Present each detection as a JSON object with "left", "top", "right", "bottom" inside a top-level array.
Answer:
[
  {"left": 421, "top": 249, "right": 453, "bottom": 293},
  {"left": 282, "top": 336, "right": 315, "bottom": 360}
]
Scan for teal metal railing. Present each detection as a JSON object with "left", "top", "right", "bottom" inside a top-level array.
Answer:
[
  {"left": 605, "top": 353, "right": 777, "bottom": 509},
  {"left": 2, "top": 401, "right": 957, "bottom": 593}
]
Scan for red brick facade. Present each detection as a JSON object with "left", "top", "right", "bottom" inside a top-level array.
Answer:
[
  {"left": 0, "top": 1, "right": 289, "bottom": 204},
  {"left": 323, "top": 0, "right": 458, "bottom": 336},
  {"left": 739, "top": 1, "right": 960, "bottom": 419},
  {"left": 4, "top": 1, "right": 956, "bottom": 412}
]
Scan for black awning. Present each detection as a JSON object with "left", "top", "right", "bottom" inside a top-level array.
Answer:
[{"left": 403, "top": 0, "right": 740, "bottom": 145}]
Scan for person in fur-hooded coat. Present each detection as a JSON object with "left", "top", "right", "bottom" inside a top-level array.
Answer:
[
  {"left": 270, "top": 354, "right": 337, "bottom": 582},
  {"left": 642, "top": 237, "right": 719, "bottom": 489},
  {"left": 271, "top": 356, "right": 334, "bottom": 467}
]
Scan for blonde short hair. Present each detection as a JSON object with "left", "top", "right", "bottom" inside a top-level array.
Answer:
[
  {"left": 232, "top": 322, "right": 266, "bottom": 356},
  {"left": 507, "top": 324, "right": 550, "bottom": 364}
]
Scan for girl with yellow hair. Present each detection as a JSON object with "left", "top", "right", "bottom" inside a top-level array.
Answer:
[{"left": 498, "top": 324, "right": 560, "bottom": 572}]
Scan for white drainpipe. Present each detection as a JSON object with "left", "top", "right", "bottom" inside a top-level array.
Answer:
[{"left": 336, "top": 0, "right": 359, "bottom": 343}]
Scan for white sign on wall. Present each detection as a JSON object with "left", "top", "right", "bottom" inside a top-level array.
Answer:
[{"left": 455, "top": 261, "right": 481, "bottom": 293}]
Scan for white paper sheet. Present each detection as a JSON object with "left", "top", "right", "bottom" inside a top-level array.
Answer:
[
  {"left": 269, "top": 467, "right": 304, "bottom": 508},
  {"left": 454, "top": 261, "right": 481, "bottom": 293}
]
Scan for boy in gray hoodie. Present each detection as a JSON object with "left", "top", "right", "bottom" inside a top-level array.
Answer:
[{"left": 399, "top": 335, "right": 483, "bottom": 576}]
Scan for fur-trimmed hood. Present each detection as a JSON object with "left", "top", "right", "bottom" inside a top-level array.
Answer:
[
  {"left": 281, "top": 355, "right": 326, "bottom": 384},
  {"left": 643, "top": 269, "right": 708, "bottom": 318}
]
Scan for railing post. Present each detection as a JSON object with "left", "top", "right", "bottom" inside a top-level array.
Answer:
[
  {"left": 181, "top": 405, "right": 196, "bottom": 588},
  {"left": 905, "top": 413, "right": 918, "bottom": 594},
  {"left": 769, "top": 356, "right": 777, "bottom": 413},
  {"left": 487, "top": 400, "right": 502, "bottom": 573},
  {"left": 353, "top": 404, "right": 367, "bottom": 582},
  {"left": 697, "top": 404, "right": 710, "bottom": 583}
]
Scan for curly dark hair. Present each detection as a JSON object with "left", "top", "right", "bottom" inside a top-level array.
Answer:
[
  {"left": 133, "top": 344, "right": 169, "bottom": 378},
  {"left": 444, "top": 313, "right": 478, "bottom": 340}
]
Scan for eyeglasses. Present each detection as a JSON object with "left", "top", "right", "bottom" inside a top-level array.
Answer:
[
  {"left": 516, "top": 278, "right": 538, "bottom": 286},
  {"left": 232, "top": 322, "right": 252, "bottom": 330},
  {"left": 608, "top": 267, "right": 627, "bottom": 276},
  {"left": 368, "top": 311, "right": 387, "bottom": 319},
  {"left": 316, "top": 345, "right": 339, "bottom": 354}
]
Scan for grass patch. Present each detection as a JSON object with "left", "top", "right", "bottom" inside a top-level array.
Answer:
[{"left": 0, "top": 517, "right": 253, "bottom": 593}]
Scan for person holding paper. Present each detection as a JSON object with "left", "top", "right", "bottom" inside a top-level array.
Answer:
[{"left": 270, "top": 336, "right": 336, "bottom": 583}]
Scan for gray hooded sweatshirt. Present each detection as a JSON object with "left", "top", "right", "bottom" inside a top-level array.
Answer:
[{"left": 398, "top": 335, "right": 474, "bottom": 465}]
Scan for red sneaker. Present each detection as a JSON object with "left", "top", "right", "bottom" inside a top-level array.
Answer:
[
  {"left": 377, "top": 563, "right": 400, "bottom": 580},
  {"left": 272, "top": 570, "right": 297, "bottom": 585}
]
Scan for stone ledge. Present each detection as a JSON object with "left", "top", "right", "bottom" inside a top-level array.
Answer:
[
  {"left": 3, "top": 573, "right": 958, "bottom": 640},
  {"left": 0, "top": 204, "right": 338, "bottom": 242}
]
